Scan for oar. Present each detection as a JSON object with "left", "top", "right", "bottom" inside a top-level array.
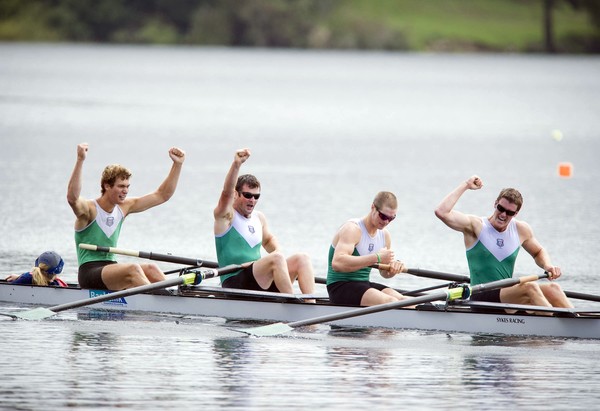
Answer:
[
  {"left": 396, "top": 266, "right": 600, "bottom": 303},
  {"left": 11, "top": 264, "right": 245, "bottom": 320},
  {"left": 564, "top": 290, "right": 600, "bottom": 303},
  {"left": 315, "top": 265, "right": 470, "bottom": 285},
  {"left": 402, "top": 282, "right": 456, "bottom": 296},
  {"left": 315, "top": 263, "right": 394, "bottom": 285},
  {"left": 315, "top": 275, "right": 454, "bottom": 296},
  {"left": 163, "top": 266, "right": 203, "bottom": 275},
  {"left": 79, "top": 244, "right": 219, "bottom": 268},
  {"left": 404, "top": 268, "right": 470, "bottom": 283},
  {"left": 240, "top": 272, "right": 549, "bottom": 337}
]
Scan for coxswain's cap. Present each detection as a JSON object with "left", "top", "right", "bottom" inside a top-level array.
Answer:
[{"left": 35, "top": 251, "right": 64, "bottom": 275}]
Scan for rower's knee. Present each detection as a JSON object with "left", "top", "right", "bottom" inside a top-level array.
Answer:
[
  {"left": 542, "top": 282, "right": 565, "bottom": 298},
  {"left": 143, "top": 263, "right": 165, "bottom": 283},
  {"left": 519, "top": 282, "right": 544, "bottom": 303},
  {"left": 265, "top": 251, "right": 287, "bottom": 270},
  {"left": 122, "top": 264, "right": 150, "bottom": 288}
]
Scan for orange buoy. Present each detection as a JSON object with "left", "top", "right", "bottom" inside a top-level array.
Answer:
[{"left": 558, "top": 162, "right": 573, "bottom": 178}]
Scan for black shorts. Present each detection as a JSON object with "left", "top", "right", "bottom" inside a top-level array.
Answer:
[
  {"left": 221, "top": 263, "right": 280, "bottom": 292},
  {"left": 470, "top": 289, "right": 501, "bottom": 303},
  {"left": 327, "top": 281, "right": 388, "bottom": 306},
  {"left": 78, "top": 260, "right": 116, "bottom": 290}
]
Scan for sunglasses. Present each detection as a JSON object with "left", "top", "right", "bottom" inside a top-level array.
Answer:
[
  {"left": 375, "top": 207, "right": 396, "bottom": 222},
  {"left": 496, "top": 203, "right": 517, "bottom": 217},
  {"left": 240, "top": 191, "right": 260, "bottom": 200}
]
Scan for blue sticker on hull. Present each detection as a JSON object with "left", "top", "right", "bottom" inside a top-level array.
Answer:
[{"left": 89, "top": 290, "right": 128, "bottom": 306}]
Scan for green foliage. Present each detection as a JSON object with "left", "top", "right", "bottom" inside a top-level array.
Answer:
[{"left": 0, "top": 0, "right": 597, "bottom": 52}]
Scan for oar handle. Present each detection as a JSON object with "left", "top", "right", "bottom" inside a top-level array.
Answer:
[
  {"left": 371, "top": 263, "right": 391, "bottom": 271},
  {"left": 80, "top": 244, "right": 219, "bottom": 268},
  {"left": 314, "top": 263, "right": 391, "bottom": 285}
]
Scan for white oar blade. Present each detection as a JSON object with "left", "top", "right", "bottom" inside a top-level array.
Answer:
[
  {"left": 239, "top": 322, "right": 294, "bottom": 337},
  {"left": 13, "top": 307, "right": 57, "bottom": 320}
]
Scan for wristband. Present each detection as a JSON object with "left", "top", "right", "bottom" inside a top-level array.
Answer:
[{"left": 376, "top": 253, "right": 381, "bottom": 264}]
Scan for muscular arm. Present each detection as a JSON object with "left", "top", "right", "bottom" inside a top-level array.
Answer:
[
  {"left": 435, "top": 175, "right": 483, "bottom": 245},
  {"left": 331, "top": 222, "right": 378, "bottom": 272},
  {"left": 260, "top": 212, "right": 281, "bottom": 253},
  {"left": 519, "top": 221, "right": 562, "bottom": 280},
  {"left": 125, "top": 147, "right": 186, "bottom": 215},
  {"left": 66, "top": 143, "right": 93, "bottom": 229},
  {"left": 214, "top": 149, "right": 250, "bottom": 235}
]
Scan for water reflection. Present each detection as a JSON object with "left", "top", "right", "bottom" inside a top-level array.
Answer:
[
  {"left": 462, "top": 355, "right": 516, "bottom": 389},
  {"left": 469, "top": 334, "right": 566, "bottom": 348},
  {"left": 211, "top": 337, "right": 255, "bottom": 408}
]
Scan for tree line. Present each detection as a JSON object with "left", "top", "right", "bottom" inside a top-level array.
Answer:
[{"left": 0, "top": 0, "right": 598, "bottom": 52}]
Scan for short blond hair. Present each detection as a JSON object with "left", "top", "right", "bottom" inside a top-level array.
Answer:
[{"left": 373, "top": 191, "right": 397, "bottom": 210}]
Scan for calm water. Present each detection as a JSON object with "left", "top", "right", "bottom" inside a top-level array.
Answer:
[{"left": 1, "top": 43, "right": 599, "bottom": 410}]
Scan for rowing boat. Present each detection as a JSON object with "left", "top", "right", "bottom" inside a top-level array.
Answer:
[{"left": 2, "top": 280, "right": 599, "bottom": 339}]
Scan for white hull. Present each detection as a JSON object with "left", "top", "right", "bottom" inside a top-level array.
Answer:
[{"left": 1, "top": 282, "right": 599, "bottom": 339}]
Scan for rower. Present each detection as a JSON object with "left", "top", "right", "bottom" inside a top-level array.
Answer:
[
  {"left": 435, "top": 175, "right": 574, "bottom": 313},
  {"left": 213, "top": 148, "right": 315, "bottom": 301},
  {"left": 326, "top": 191, "right": 413, "bottom": 307}
]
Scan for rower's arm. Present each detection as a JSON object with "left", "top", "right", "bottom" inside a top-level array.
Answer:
[
  {"left": 435, "top": 175, "right": 482, "bottom": 235},
  {"left": 126, "top": 147, "right": 185, "bottom": 215},
  {"left": 66, "top": 143, "right": 91, "bottom": 225},
  {"left": 331, "top": 222, "right": 377, "bottom": 272}
]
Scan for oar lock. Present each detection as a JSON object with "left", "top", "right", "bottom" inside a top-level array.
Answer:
[
  {"left": 448, "top": 282, "right": 471, "bottom": 300},
  {"left": 176, "top": 267, "right": 218, "bottom": 285}
]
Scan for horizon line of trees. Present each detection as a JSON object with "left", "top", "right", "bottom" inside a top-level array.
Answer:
[{"left": 1, "top": 0, "right": 599, "bottom": 52}]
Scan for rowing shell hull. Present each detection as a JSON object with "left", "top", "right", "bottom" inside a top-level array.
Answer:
[{"left": 1, "top": 283, "right": 598, "bottom": 339}]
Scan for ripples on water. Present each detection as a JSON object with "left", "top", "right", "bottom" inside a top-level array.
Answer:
[
  {"left": 1, "top": 307, "right": 599, "bottom": 410},
  {"left": 1, "top": 44, "right": 600, "bottom": 410}
]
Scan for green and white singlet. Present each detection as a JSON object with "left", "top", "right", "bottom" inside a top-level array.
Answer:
[
  {"left": 466, "top": 217, "right": 520, "bottom": 285},
  {"left": 215, "top": 210, "right": 263, "bottom": 283},
  {"left": 75, "top": 200, "right": 124, "bottom": 266},
  {"left": 327, "top": 218, "right": 385, "bottom": 285}
]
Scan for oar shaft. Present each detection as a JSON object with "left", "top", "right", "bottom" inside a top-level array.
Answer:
[
  {"left": 191, "top": 264, "right": 244, "bottom": 282},
  {"left": 405, "top": 268, "right": 470, "bottom": 283},
  {"left": 48, "top": 274, "right": 196, "bottom": 313},
  {"left": 565, "top": 290, "right": 600, "bottom": 303},
  {"left": 403, "top": 282, "right": 455, "bottom": 296},
  {"left": 287, "top": 289, "right": 451, "bottom": 328},
  {"left": 80, "top": 244, "right": 219, "bottom": 268},
  {"left": 317, "top": 266, "right": 469, "bottom": 284},
  {"left": 47, "top": 264, "right": 245, "bottom": 314},
  {"left": 288, "top": 272, "right": 548, "bottom": 329},
  {"left": 315, "top": 277, "right": 452, "bottom": 296}
]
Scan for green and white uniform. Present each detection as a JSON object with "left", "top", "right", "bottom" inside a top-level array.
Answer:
[
  {"left": 327, "top": 218, "right": 385, "bottom": 285},
  {"left": 215, "top": 210, "right": 262, "bottom": 283},
  {"left": 467, "top": 217, "right": 520, "bottom": 285},
  {"left": 75, "top": 200, "right": 124, "bottom": 266}
]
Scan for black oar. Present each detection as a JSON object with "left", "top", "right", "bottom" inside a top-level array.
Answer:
[
  {"left": 315, "top": 276, "right": 454, "bottom": 296},
  {"left": 399, "top": 266, "right": 600, "bottom": 303},
  {"left": 316, "top": 265, "right": 470, "bottom": 285},
  {"left": 11, "top": 264, "right": 245, "bottom": 320},
  {"left": 565, "top": 290, "right": 600, "bottom": 303},
  {"left": 315, "top": 263, "right": 394, "bottom": 285},
  {"left": 240, "top": 272, "right": 549, "bottom": 337},
  {"left": 79, "top": 244, "right": 219, "bottom": 268},
  {"left": 404, "top": 268, "right": 470, "bottom": 282}
]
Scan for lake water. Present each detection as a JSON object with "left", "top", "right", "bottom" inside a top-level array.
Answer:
[{"left": 1, "top": 43, "right": 599, "bottom": 410}]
